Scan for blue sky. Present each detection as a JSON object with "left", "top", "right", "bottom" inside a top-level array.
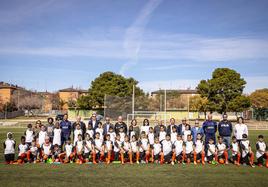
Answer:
[{"left": 0, "top": 0, "right": 268, "bottom": 93}]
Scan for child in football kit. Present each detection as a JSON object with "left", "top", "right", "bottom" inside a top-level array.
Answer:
[
  {"left": 52, "top": 144, "right": 62, "bottom": 162},
  {"left": 27, "top": 140, "right": 38, "bottom": 163},
  {"left": 52, "top": 122, "right": 61, "bottom": 147},
  {"left": 119, "top": 127, "right": 126, "bottom": 142},
  {"left": 94, "top": 132, "right": 104, "bottom": 163},
  {"left": 193, "top": 133, "right": 205, "bottom": 165},
  {"left": 255, "top": 135, "right": 268, "bottom": 167},
  {"left": 172, "top": 135, "right": 185, "bottom": 164},
  {"left": 206, "top": 138, "right": 217, "bottom": 164},
  {"left": 107, "top": 126, "right": 116, "bottom": 144},
  {"left": 41, "top": 136, "right": 53, "bottom": 162},
  {"left": 161, "top": 134, "right": 173, "bottom": 164},
  {"left": 159, "top": 125, "right": 166, "bottom": 142},
  {"left": 216, "top": 136, "right": 229, "bottom": 164},
  {"left": 86, "top": 124, "right": 94, "bottom": 139},
  {"left": 63, "top": 138, "right": 74, "bottom": 163},
  {"left": 130, "top": 135, "right": 140, "bottom": 164},
  {"left": 3, "top": 132, "right": 16, "bottom": 164},
  {"left": 240, "top": 134, "right": 255, "bottom": 167},
  {"left": 103, "top": 134, "right": 113, "bottom": 164},
  {"left": 95, "top": 122, "right": 104, "bottom": 140},
  {"left": 230, "top": 136, "right": 241, "bottom": 166},
  {"left": 17, "top": 136, "right": 29, "bottom": 163},
  {"left": 114, "top": 134, "right": 122, "bottom": 162},
  {"left": 73, "top": 124, "right": 83, "bottom": 145},
  {"left": 148, "top": 127, "right": 155, "bottom": 146},
  {"left": 24, "top": 124, "right": 35, "bottom": 146},
  {"left": 38, "top": 125, "right": 47, "bottom": 148},
  {"left": 184, "top": 134, "right": 194, "bottom": 164},
  {"left": 152, "top": 137, "right": 162, "bottom": 163},
  {"left": 75, "top": 134, "right": 84, "bottom": 164},
  {"left": 139, "top": 132, "right": 150, "bottom": 163},
  {"left": 183, "top": 125, "right": 192, "bottom": 142},
  {"left": 83, "top": 133, "right": 94, "bottom": 163},
  {"left": 121, "top": 135, "right": 133, "bottom": 164},
  {"left": 170, "top": 126, "right": 178, "bottom": 144}
]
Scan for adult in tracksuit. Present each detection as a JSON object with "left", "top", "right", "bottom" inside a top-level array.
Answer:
[
  {"left": 202, "top": 114, "right": 217, "bottom": 150},
  {"left": 218, "top": 114, "right": 232, "bottom": 148},
  {"left": 60, "top": 114, "right": 72, "bottom": 146}
]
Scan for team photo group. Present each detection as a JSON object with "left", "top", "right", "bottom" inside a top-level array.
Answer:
[{"left": 3, "top": 113, "right": 268, "bottom": 168}]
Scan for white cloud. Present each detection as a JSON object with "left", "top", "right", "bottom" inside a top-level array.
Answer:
[{"left": 120, "top": 0, "right": 163, "bottom": 75}]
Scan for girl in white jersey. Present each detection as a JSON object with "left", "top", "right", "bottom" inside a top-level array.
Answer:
[
  {"left": 83, "top": 133, "right": 95, "bottom": 163},
  {"left": 75, "top": 134, "right": 84, "bottom": 164},
  {"left": 25, "top": 124, "right": 35, "bottom": 146},
  {"left": 240, "top": 134, "right": 255, "bottom": 167},
  {"left": 103, "top": 134, "right": 113, "bottom": 164},
  {"left": 120, "top": 135, "right": 133, "bottom": 164},
  {"left": 256, "top": 135, "right": 268, "bottom": 167},
  {"left": 172, "top": 135, "right": 185, "bottom": 164},
  {"left": 38, "top": 125, "right": 47, "bottom": 148},
  {"left": 230, "top": 136, "right": 241, "bottom": 166},
  {"left": 130, "top": 135, "right": 140, "bottom": 164},
  {"left": 52, "top": 122, "right": 61, "bottom": 146},
  {"left": 4, "top": 132, "right": 16, "bottom": 164},
  {"left": 63, "top": 138, "right": 74, "bottom": 163},
  {"left": 17, "top": 136, "right": 29, "bottom": 164},
  {"left": 193, "top": 133, "right": 205, "bottom": 165},
  {"left": 139, "top": 132, "right": 150, "bottom": 163},
  {"left": 152, "top": 137, "right": 162, "bottom": 163},
  {"left": 216, "top": 136, "right": 229, "bottom": 164}
]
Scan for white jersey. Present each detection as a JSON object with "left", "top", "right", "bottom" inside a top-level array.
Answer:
[
  {"left": 231, "top": 142, "right": 239, "bottom": 155},
  {"left": 162, "top": 140, "right": 172, "bottom": 156},
  {"left": 171, "top": 132, "right": 177, "bottom": 144},
  {"left": 25, "top": 129, "right": 34, "bottom": 143},
  {"left": 241, "top": 140, "right": 250, "bottom": 157},
  {"left": 139, "top": 138, "right": 149, "bottom": 151},
  {"left": 207, "top": 144, "right": 216, "bottom": 156},
  {"left": 4, "top": 139, "right": 15, "bottom": 154},
  {"left": 140, "top": 126, "right": 150, "bottom": 135},
  {"left": 29, "top": 146, "right": 38, "bottom": 156},
  {"left": 159, "top": 131, "right": 166, "bottom": 142},
  {"left": 234, "top": 124, "right": 248, "bottom": 140},
  {"left": 75, "top": 140, "right": 84, "bottom": 153},
  {"left": 122, "top": 141, "right": 131, "bottom": 152},
  {"left": 194, "top": 140, "right": 203, "bottom": 154},
  {"left": 18, "top": 144, "right": 28, "bottom": 156},
  {"left": 65, "top": 144, "right": 73, "bottom": 157},
  {"left": 42, "top": 143, "right": 52, "bottom": 155},
  {"left": 94, "top": 139, "right": 103, "bottom": 153},
  {"left": 183, "top": 130, "right": 191, "bottom": 142},
  {"left": 185, "top": 141, "right": 194, "bottom": 154},
  {"left": 86, "top": 129, "right": 94, "bottom": 139},
  {"left": 107, "top": 132, "right": 116, "bottom": 144},
  {"left": 148, "top": 132, "right": 154, "bottom": 145},
  {"left": 153, "top": 143, "right": 162, "bottom": 155},
  {"left": 104, "top": 140, "right": 112, "bottom": 152},
  {"left": 114, "top": 140, "right": 122, "bottom": 152},
  {"left": 53, "top": 128, "right": 61, "bottom": 146},
  {"left": 256, "top": 141, "right": 266, "bottom": 158},
  {"left": 84, "top": 140, "right": 93, "bottom": 153},
  {"left": 174, "top": 140, "right": 184, "bottom": 156},
  {"left": 38, "top": 131, "right": 47, "bottom": 146},
  {"left": 95, "top": 128, "right": 104, "bottom": 140},
  {"left": 217, "top": 143, "right": 226, "bottom": 156},
  {"left": 74, "top": 129, "right": 83, "bottom": 144},
  {"left": 131, "top": 141, "right": 138, "bottom": 153},
  {"left": 119, "top": 132, "right": 126, "bottom": 142}
]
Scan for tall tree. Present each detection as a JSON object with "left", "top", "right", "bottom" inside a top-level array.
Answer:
[
  {"left": 78, "top": 71, "right": 145, "bottom": 109},
  {"left": 250, "top": 89, "right": 268, "bottom": 120},
  {"left": 197, "top": 68, "right": 249, "bottom": 114}
]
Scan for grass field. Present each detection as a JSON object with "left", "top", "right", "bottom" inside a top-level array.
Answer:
[{"left": 0, "top": 127, "right": 267, "bottom": 187}]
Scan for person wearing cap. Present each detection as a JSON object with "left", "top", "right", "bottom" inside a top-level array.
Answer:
[
  {"left": 3, "top": 132, "right": 16, "bottom": 164},
  {"left": 178, "top": 118, "right": 190, "bottom": 135}
]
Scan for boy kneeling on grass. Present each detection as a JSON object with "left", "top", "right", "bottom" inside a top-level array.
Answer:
[
  {"left": 256, "top": 135, "right": 268, "bottom": 168},
  {"left": 240, "top": 134, "right": 255, "bottom": 167},
  {"left": 17, "top": 136, "right": 29, "bottom": 164}
]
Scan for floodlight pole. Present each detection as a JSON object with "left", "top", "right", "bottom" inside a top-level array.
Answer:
[
  {"left": 164, "top": 89, "right": 167, "bottom": 126},
  {"left": 132, "top": 85, "right": 135, "bottom": 116}
]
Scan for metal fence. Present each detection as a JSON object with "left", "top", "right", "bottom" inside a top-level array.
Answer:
[{"left": 0, "top": 110, "right": 24, "bottom": 119}]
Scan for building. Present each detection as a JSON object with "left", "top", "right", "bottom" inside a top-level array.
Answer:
[
  {"left": 0, "top": 82, "right": 21, "bottom": 104},
  {"left": 59, "top": 87, "right": 88, "bottom": 110}
]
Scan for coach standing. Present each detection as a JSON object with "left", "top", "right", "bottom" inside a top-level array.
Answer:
[
  {"left": 202, "top": 114, "right": 217, "bottom": 146},
  {"left": 218, "top": 114, "right": 232, "bottom": 147},
  {"left": 60, "top": 114, "right": 72, "bottom": 146},
  {"left": 114, "top": 116, "right": 127, "bottom": 134}
]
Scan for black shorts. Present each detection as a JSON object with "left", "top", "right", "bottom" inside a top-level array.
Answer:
[
  {"left": 84, "top": 152, "right": 91, "bottom": 159},
  {"left": 176, "top": 153, "right": 183, "bottom": 161},
  {"left": 195, "top": 152, "right": 202, "bottom": 160},
  {"left": 5, "top": 154, "right": 15, "bottom": 162},
  {"left": 154, "top": 154, "right": 160, "bottom": 160},
  {"left": 207, "top": 155, "right": 215, "bottom": 161}
]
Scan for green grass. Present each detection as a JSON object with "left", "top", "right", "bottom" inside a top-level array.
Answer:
[{"left": 0, "top": 127, "right": 267, "bottom": 187}]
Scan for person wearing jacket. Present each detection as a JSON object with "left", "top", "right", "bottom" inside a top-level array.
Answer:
[
  {"left": 202, "top": 114, "right": 217, "bottom": 146},
  {"left": 218, "top": 114, "right": 233, "bottom": 148},
  {"left": 60, "top": 114, "right": 72, "bottom": 146}
]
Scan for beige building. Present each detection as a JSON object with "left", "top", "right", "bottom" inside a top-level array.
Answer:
[{"left": 59, "top": 87, "right": 87, "bottom": 110}]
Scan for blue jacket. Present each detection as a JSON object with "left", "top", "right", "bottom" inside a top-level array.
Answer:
[
  {"left": 60, "top": 120, "right": 72, "bottom": 137},
  {"left": 191, "top": 127, "right": 204, "bottom": 142},
  {"left": 218, "top": 120, "right": 232, "bottom": 137},
  {"left": 202, "top": 120, "right": 217, "bottom": 135}
]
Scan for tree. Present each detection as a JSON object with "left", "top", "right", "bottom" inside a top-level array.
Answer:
[
  {"left": 228, "top": 95, "right": 251, "bottom": 115},
  {"left": 19, "top": 95, "right": 42, "bottom": 116},
  {"left": 81, "top": 71, "right": 145, "bottom": 109},
  {"left": 189, "top": 95, "right": 210, "bottom": 118},
  {"left": 250, "top": 89, "right": 268, "bottom": 120},
  {"left": 197, "top": 68, "right": 248, "bottom": 114}
]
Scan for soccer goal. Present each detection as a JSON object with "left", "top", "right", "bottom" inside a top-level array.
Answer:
[{"left": 127, "top": 112, "right": 171, "bottom": 127}]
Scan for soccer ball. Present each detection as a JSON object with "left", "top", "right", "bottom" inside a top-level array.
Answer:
[{"left": 218, "top": 158, "right": 225, "bottom": 164}]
